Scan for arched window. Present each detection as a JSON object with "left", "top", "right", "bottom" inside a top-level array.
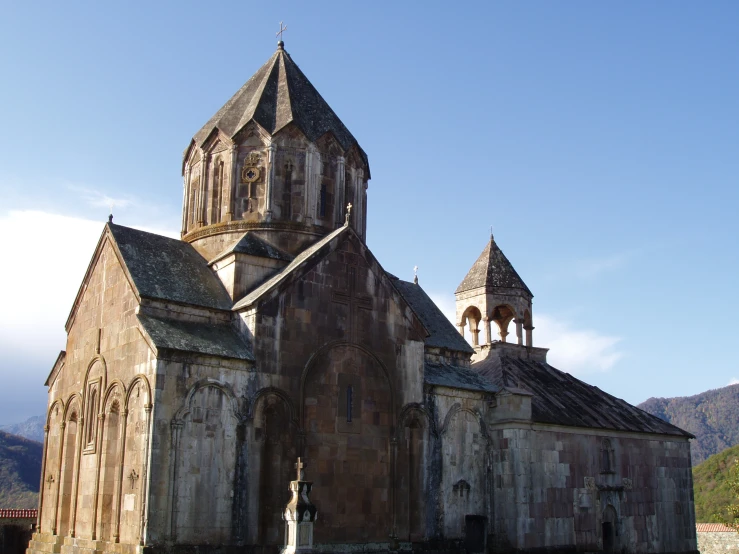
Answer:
[
  {"left": 600, "top": 438, "right": 615, "bottom": 474},
  {"left": 85, "top": 388, "right": 98, "bottom": 448},
  {"left": 491, "top": 305, "right": 515, "bottom": 343},
  {"left": 319, "top": 183, "right": 327, "bottom": 218},
  {"left": 212, "top": 159, "right": 224, "bottom": 223},
  {"left": 460, "top": 306, "right": 482, "bottom": 346}
]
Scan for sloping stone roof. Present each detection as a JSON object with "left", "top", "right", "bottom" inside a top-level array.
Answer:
[
  {"left": 190, "top": 45, "right": 368, "bottom": 173},
  {"left": 138, "top": 314, "right": 253, "bottom": 361},
  {"left": 210, "top": 232, "right": 294, "bottom": 265},
  {"left": 473, "top": 352, "right": 692, "bottom": 437},
  {"left": 425, "top": 361, "right": 497, "bottom": 393},
  {"left": 109, "top": 224, "right": 232, "bottom": 311},
  {"left": 456, "top": 236, "right": 532, "bottom": 295},
  {"left": 392, "top": 279, "right": 474, "bottom": 354}
]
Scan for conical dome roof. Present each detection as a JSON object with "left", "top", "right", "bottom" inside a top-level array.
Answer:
[
  {"left": 455, "top": 236, "right": 532, "bottom": 296},
  {"left": 189, "top": 44, "right": 369, "bottom": 174}
]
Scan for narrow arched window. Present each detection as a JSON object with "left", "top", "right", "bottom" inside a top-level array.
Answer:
[
  {"left": 600, "top": 438, "right": 615, "bottom": 474},
  {"left": 86, "top": 389, "right": 97, "bottom": 446},
  {"left": 346, "top": 385, "right": 353, "bottom": 423},
  {"left": 319, "top": 183, "right": 327, "bottom": 218}
]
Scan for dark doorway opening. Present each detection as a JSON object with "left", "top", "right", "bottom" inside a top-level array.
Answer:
[
  {"left": 464, "top": 515, "right": 486, "bottom": 553},
  {"left": 602, "top": 521, "right": 614, "bottom": 551}
]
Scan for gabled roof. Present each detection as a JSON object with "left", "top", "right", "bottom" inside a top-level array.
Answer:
[
  {"left": 456, "top": 236, "right": 532, "bottom": 296},
  {"left": 232, "top": 224, "right": 348, "bottom": 310},
  {"left": 137, "top": 314, "right": 253, "bottom": 361},
  {"left": 189, "top": 44, "right": 369, "bottom": 174},
  {"left": 392, "top": 279, "right": 474, "bottom": 354},
  {"left": 108, "top": 224, "right": 232, "bottom": 310},
  {"left": 473, "top": 352, "right": 692, "bottom": 437},
  {"left": 210, "top": 231, "right": 294, "bottom": 266}
]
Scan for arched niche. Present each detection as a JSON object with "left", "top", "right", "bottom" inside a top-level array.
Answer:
[
  {"left": 118, "top": 375, "right": 152, "bottom": 544},
  {"left": 253, "top": 389, "right": 298, "bottom": 545},
  {"left": 397, "top": 405, "right": 432, "bottom": 542},
  {"left": 300, "top": 342, "right": 395, "bottom": 544},
  {"left": 172, "top": 381, "right": 241, "bottom": 545},
  {"left": 440, "top": 406, "right": 488, "bottom": 539},
  {"left": 57, "top": 397, "right": 80, "bottom": 537}
]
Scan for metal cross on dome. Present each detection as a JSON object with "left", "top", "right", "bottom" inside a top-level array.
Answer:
[{"left": 277, "top": 21, "right": 287, "bottom": 42}]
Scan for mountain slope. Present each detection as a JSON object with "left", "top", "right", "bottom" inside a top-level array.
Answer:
[
  {"left": 693, "top": 443, "right": 739, "bottom": 523},
  {"left": 0, "top": 430, "right": 42, "bottom": 508},
  {"left": 638, "top": 384, "right": 739, "bottom": 465},
  {"left": 0, "top": 415, "right": 45, "bottom": 443}
]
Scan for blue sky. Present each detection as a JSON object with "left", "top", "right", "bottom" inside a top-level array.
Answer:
[{"left": 0, "top": 1, "right": 737, "bottom": 424}]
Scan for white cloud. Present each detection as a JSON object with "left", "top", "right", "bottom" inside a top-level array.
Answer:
[
  {"left": 427, "top": 292, "right": 623, "bottom": 375},
  {"left": 534, "top": 314, "right": 623, "bottom": 373},
  {"left": 0, "top": 210, "right": 178, "bottom": 423},
  {"left": 728, "top": 378, "right": 739, "bottom": 386}
]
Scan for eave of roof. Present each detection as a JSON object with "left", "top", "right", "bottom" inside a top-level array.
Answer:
[
  {"left": 137, "top": 314, "right": 253, "bottom": 361},
  {"left": 425, "top": 361, "right": 498, "bottom": 393}
]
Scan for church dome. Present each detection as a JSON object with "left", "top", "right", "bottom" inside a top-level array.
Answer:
[{"left": 181, "top": 43, "right": 370, "bottom": 260}]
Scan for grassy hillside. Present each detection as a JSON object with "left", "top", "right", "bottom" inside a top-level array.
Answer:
[
  {"left": 639, "top": 383, "right": 739, "bottom": 465},
  {"left": 693, "top": 443, "right": 739, "bottom": 523},
  {"left": 0, "top": 430, "right": 42, "bottom": 508}
]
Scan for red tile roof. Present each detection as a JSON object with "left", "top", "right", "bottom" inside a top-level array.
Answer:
[
  {"left": 696, "top": 522, "right": 736, "bottom": 532},
  {"left": 0, "top": 509, "right": 37, "bottom": 519}
]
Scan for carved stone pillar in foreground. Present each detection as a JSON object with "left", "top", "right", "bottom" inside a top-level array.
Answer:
[{"left": 282, "top": 458, "right": 318, "bottom": 554}]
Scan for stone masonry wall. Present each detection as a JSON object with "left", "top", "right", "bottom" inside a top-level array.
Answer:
[
  {"left": 32, "top": 236, "right": 156, "bottom": 554},
  {"left": 697, "top": 529, "right": 739, "bottom": 553},
  {"left": 489, "top": 425, "right": 696, "bottom": 553}
]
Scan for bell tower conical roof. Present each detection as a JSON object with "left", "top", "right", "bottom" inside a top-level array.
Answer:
[{"left": 455, "top": 236, "right": 532, "bottom": 295}]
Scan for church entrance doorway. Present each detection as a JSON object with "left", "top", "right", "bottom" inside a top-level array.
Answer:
[
  {"left": 464, "top": 515, "right": 486, "bottom": 553},
  {"left": 602, "top": 505, "right": 618, "bottom": 552}
]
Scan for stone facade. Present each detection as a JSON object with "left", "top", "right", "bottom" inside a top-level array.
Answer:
[{"left": 27, "top": 42, "right": 698, "bottom": 554}]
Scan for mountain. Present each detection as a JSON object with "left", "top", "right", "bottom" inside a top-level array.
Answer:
[
  {"left": 0, "top": 430, "right": 42, "bottom": 509},
  {"left": 0, "top": 415, "right": 45, "bottom": 443},
  {"left": 638, "top": 384, "right": 739, "bottom": 465},
  {"left": 692, "top": 443, "right": 739, "bottom": 523}
]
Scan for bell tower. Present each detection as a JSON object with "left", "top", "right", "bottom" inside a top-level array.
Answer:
[
  {"left": 181, "top": 40, "right": 370, "bottom": 261},
  {"left": 455, "top": 233, "right": 534, "bottom": 350}
]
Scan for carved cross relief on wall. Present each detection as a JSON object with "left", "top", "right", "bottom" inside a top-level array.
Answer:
[{"left": 330, "top": 260, "right": 372, "bottom": 343}]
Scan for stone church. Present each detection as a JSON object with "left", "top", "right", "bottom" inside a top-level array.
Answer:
[{"left": 29, "top": 40, "right": 698, "bottom": 554}]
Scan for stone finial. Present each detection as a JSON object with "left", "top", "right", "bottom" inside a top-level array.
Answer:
[
  {"left": 413, "top": 265, "right": 419, "bottom": 285},
  {"left": 345, "top": 202, "right": 353, "bottom": 225},
  {"left": 283, "top": 457, "right": 318, "bottom": 554},
  {"left": 109, "top": 203, "right": 114, "bottom": 223}
]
